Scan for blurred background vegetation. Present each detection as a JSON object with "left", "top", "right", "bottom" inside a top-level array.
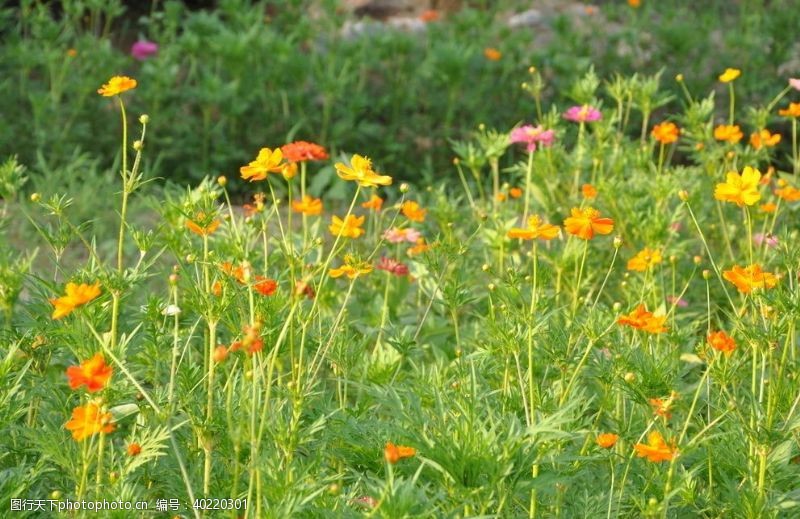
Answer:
[{"left": 1, "top": 0, "right": 798, "bottom": 195}]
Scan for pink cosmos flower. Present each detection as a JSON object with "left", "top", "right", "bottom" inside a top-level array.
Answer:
[
  {"left": 131, "top": 40, "right": 158, "bottom": 61},
  {"left": 509, "top": 125, "right": 555, "bottom": 152},
  {"left": 789, "top": 78, "right": 800, "bottom": 91},
  {"left": 563, "top": 105, "right": 602, "bottom": 123},
  {"left": 376, "top": 256, "right": 409, "bottom": 276},
  {"left": 667, "top": 295, "right": 688, "bottom": 308},
  {"left": 383, "top": 227, "right": 421, "bottom": 244},
  {"left": 753, "top": 233, "right": 779, "bottom": 248},
  {"left": 670, "top": 222, "right": 682, "bottom": 232}
]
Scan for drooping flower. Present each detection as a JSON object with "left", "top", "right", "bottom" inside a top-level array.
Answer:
[
  {"left": 507, "top": 215, "right": 560, "bottom": 241},
  {"left": 401, "top": 201, "right": 427, "bottom": 223},
  {"left": 329, "top": 214, "right": 365, "bottom": 239},
  {"left": 651, "top": 122, "right": 680, "bottom": 144},
  {"left": 509, "top": 125, "right": 556, "bottom": 152},
  {"left": 66, "top": 353, "right": 112, "bottom": 393},
  {"left": 627, "top": 247, "right": 663, "bottom": 272},
  {"left": 722, "top": 264, "right": 778, "bottom": 293},
  {"left": 383, "top": 227, "right": 421, "bottom": 244},
  {"left": 581, "top": 184, "right": 597, "bottom": 199},
  {"left": 714, "top": 166, "right": 761, "bottom": 206},
  {"left": 291, "top": 195, "right": 323, "bottom": 215},
  {"left": 335, "top": 154, "right": 392, "bottom": 187},
  {"left": 718, "top": 68, "right": 741, "bottom": 83},
  {"left": 707, "top": 331, "right": 736, "bottom": 355},
  {"left": 240, "top": 148, "right": 284, "bottom": 181},
  {"left": 97, "top": 76, "right": 137, "bottom": 97},
  {"left": 634, "top": 432, "right": 677, "bottom": 462},
  {"left": 65, "top": 402, "right": 114, "bottom": 441},
  {"left": 51, "top": 282, "right": 102, "bottom": 320},
  {"left": 596, "top": 433, "right": 619, "bottom": 449},
  {"left": 775, "top": 185, "right": 800, "bottom": 202},
  {"left": 749, "top": 129, "right": 781, "bottom": 150},
  {"left": 483, "top": 47, "right": 502, "bottom": 61},
  {"left": 330, "top": 255, "right": 372, "bottom": 279},
  {"left": 362, "top": 194, "right": 384, "bottom": 211},
  {"left": 563, "top": 105, "right": 602, "bottom": 123},
  {"left": 714, "top": 124, "right": 743, "bottom": 143},
  {"left": 384, "top": 442, "right": 416, "bottom": 464},
  {"left": 778, "top": 102, "right": 800, "bottom": 118},
  {"left": 130, "top": 40, "right": 158, "bottom": 61},
  {"left": 617, "top": 304, "right": 668, "bottom": 334},
  {"left": 376, "top": 256, "right": 409, "bottom": 276},
  {"left": 563, "top": 207, "right": 614, "bottom": 240},
  {"left": 185, "top": 212, "right": 221, "bottom": 236},
  {"left": 281, "top": 141, "right": 329, "bottom": 162}
]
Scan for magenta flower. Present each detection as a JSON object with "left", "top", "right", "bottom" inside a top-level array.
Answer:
[
  {"left": 753, "top": 233, "right": 779, "bottom": 248},
  {"left": 789, "top": 78, "right": 800, "bottom": 91},
  {"left": 383, "top": 227, "right": 421, "bottom": 244},
  {"left": 376, "top": 256, "right": 409, "bottom": 276},
  {"left": 509, "top": 125, "right": 555, "bottom": 152},
  {"left": 131, "top": 40, "right": 158, "bottom": 61},
  {"left": 563, "top": 105, "right": 602, "bottom": 123}
]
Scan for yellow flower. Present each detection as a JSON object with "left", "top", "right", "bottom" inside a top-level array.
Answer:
[
  {"left": 718, "top": 68, "right": 741, "bottom": 83},
  {"left": 291, "top": 195, "right": 323, "bottom": 215},
  {"left": 507, "top": 215, "right": 560, "bottom": 241},
  {"left": 50, "top": 282, "right": 102, "bottom": 320},
  {"left": 65, "top": 402, "right": 114, "bottom": 441},
  {"left": 627, "top": 247, "right": 662, "bottom": 272},
  {"left": 330, "top": 255, "right": 372, "bottom": 279},
  {"left": 723, "top": 264, "right": 778, "bottom": 293},
  {"left": 778, "top": 102, "right": 800, "bottom": 118},
  {"left": 634, "top": 432, "right": 677, "bottom": 462},
  {"left": 749, "top": 129, "right": 781, "bottom": 150},
  {"left": 185, "top": 212, "right": 221, "bottom": 236},
  {"left": 775, "top": 185, "right": 800, "bottom": 202},
  {"left": 329, "top": 214, "right": 365, "bottom": 239},
  {"left": 596, "top": 433, "right": 619, "bottom": 449},
  {"left": 401, "top": 201, "right": 427, "bottom": 223},
  {"left": 714, "top": 166, "right": 761, "bottom": 206},
  {"left": 651, "top": 122, "right": 680, "bottom": 144},
  {"left": 361, "top": 194, "right": 384, "bottom": 211},
  {"left": 240, "top": 148, "right": 284, "bottom": 181},
  {"left": 335, "top": 155, "right": 392, "bottom": 188},
  {"left": 97, "top": 76, "right": 137, "bottom": 96}
]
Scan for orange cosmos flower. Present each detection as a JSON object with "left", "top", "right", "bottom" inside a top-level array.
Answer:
[
  {"left": 97, "top": 76, "right": 137, "bottom": 96},
  {"left": 329, "top": 214, "right": 365, "bottom": 239},
  {"left": 483, "top": 48, "right": 502, "bottom": 61},
  {"left": 581, "top": 184, "right": 597, "bottom": 199},
  {"left": 596, "top": 433, "right": 619, "bottom": 449},
  {"left": 617, "top": 304, "right": 668, "bottom": 334},
  {"left": 507, "top": 215, "right": 560, "bottom": 240},
  {"left": 714, "top": 166, "right": 761, "bottom": 206},
  {"left": 722, "top": 264, "right": 778, "bottom": 293},
  {"left": 240, "top": 148, "right": 284, "bottom": 181},
  {"left": 50, "top": 281, "right": 102, "bottom": 320},
  {"left": 384, "top": 442, "right": 416, "bottom": 464},
  {"left": 563, "top": 207, "right": 614, "bottom": 240},
  {"left": 408, "top": 238, "right": 431, "bottom": 257},
  {"left": 708, "top": 331, "right": 736, "bottom": 355},
  {"left": 127, "top": 442, "right": 142, "bottom": 456},
  {"left": 649, "top": 397, "right": 674, "bottom": 419},
  {"left": 627, "top": 247, "right": 663, "bottom": 272},
  {"left": 509, "top": 187, "right": 523, "bottom": 199},
  {"left": 291, "top": 195, "right": 323, "bottom": 215},
  {"left": 281, "top": 161, "right": 298, "bottom": 180},
  {"left": 627, "top": 0, "right": 641, "bottom": 7},
  {"left": 749, "top": 129, "right": 781, "bottom": 150},
  {"left": 775, "top": 185, "right": 800, "bottom": 202},
  {"left": 759, "top": 202, "right": 777, "bottom": 213},
  {"left": 714, "top": 124, "right": 743, "bottom": 144},
  {"left": 496, "top": 192, "right": 507, "bottom": 202},
  {"left": 651, "top": 122, "right": 680, "bottom": 144},
  {"left": 65, "top": 402, "right": 114, "bottom": 441},
  {"left": 335, "top": 154, "right": 392, "bottom": 188},
  {"left": 185, "top": 212, "right": 221, "bottom": 236},
  {"left": 330, "top": 255, "right": 372, "bottom": 279},
  {"left": 718, "top": 68, "right": 741, "bottom": 83},
  {"left": 67, "top": 48, "right": 78, "bottom": 58},
  {"left": 419, "top": 9, "right": 440, "bottom": 22},
  {"left": 212, "top": 345, "right": 229, "bottom": 363},
  {"left": 361, "top": 194, "right": 384, "bottom": 211},
  {"left": 401, "top": 201, "right": 427, "bottom": 222},
  {"left": 66, "top": 353, "right": 112, "bottom": 392},
  {"left": 634, "top": 431, "right": 676, "bottom": 462},
  {"left": 230, "top": 323, "right": 263, "bottom": 355},
  {"left": 253, "top": 276, "right": 277, "bottom": 296},
  {"left": 280, "top": 141, "right": 329, "bottom": 162},
  {"left": 778, "top": 102, "right": 800, "bottom": 118}
]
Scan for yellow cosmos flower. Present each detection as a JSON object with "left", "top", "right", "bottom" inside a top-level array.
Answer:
[
  {"left": 335, "top": 154, "right": 392, "bottom": 188},
  {"left": 713, "top": 124, "right": 743, "bottom": 143},
  {"left": 723, "top": 264, "right": 778, "bottom": 293},
  {"left": 330, "top": 255, "right": 372, "bottom": 279},
  {"left": 718, "top": 68, "right": 741, "bottom": 83},
  {"left": 778, "top": 102, "right": 800, "bottom": 118},
  {"left": 240, "top": 148, "right": 284, "bottom": 181},
  {"left": 329, "top": 214, "right": 365, "bottom": 239},
  {"left": 97, "top": 76, "right": 137, "bottom": 96},
  {"left": 291, "top": 195, "right": 323, "bottom": 215},
  {"left": 714, "top": 166, "right": 761, "bottom": 206},
  {"left": 749, "top": 129, "right": 781, "bottom": 150},
  {"left": 401, "top": 201, "right": 427, "bottom": 223},
  {"left": 627, "top": 247, "right": 663, "bottom": 272},
  {"left": 50, "top": 282, "right": 102, "bottom": 320},
  {"left": 507, "top": 215, "right": 560, "bottom": 241}
]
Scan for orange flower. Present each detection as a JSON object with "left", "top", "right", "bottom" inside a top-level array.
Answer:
[
  {"left": 419, "top": 9, "right": 440, "bottom": 22},
  {"left": 127, "top": 442, "right": 142, "bottom": 456},
  {"left": 749, "top": 129, "right": 781, "bottom": 150},
  {"left": 563, "top": 207, "right": 614, "bottom": 240},
  {"left": 718, "top": 68, "right": 741, "bottom": 83},
  {"left": 775, "top": 185, "right": 800, "bottom": 202},
  {"left": 722, "top": 264, "right": 778, "bottom": 293},
  {"left": 361, "top": 194, "right": 384, "bottom": 211},
  {"left": 651, "top": 122, "right": 680, "bottom": 144},
  {"left": 384, "top": 442, "right": 416, "bottom": 464},
  {"left": 213, "top": 345, "right": 229, "bottom": 363},
  {"left": 65, "top": 402, "right": 114, "bottom": 441},
  {"left": 714, "top": 166, "right": 761, "bottom": 206},
  {"left": 617, "top": 304, "right": 668, "bottom": 334},
  {"left": 627, "top": 247, "right": 662, "bottom": 272},
  {"left": 50, "top": 282, "right": 102, "bottom": 320},
  {"left": 714, "top": 124, "right": 743, "bottom": 144},
  {"left": 627, "top": 0, "right": 641, "bottom": 7},
  {"left": 185, "top": 212, "right": 221, "bottom": 236},
  {"left": 496, "top": 192, "right": 507, "bottom": 202},
  {"left": 97, "top": 76, "right": 137, "bottom": 96},
  {"left": 240, "top": 148, "right": 284, "bottom": 181},
  {"left": 401, "top": 201, "right": 427, "bottom": 223},
  {"left": 253, "top": 276, "right": 277, "bottom": 296},
  {"left": 483, "top": 47, "right": 502, "bottom": 61},
  {"left": 280, "top": 141, "right": 329, "bottom": 162},
  {"left": 649, "top": 397, "right": 674, "bottom": 419},
  {"left": 778, "top": 102, "right": 800, "bottom": 118},
  {"left": 408, "top": 238, "right": 431, "bottom": 257},
  {"left": 281, "top": 161, "right": 298, "bottom": 180},
  {"left": 291, "top": 195, "right": 323, "bottom": 215},
  {"left": 67, "top": 48, "right": 78, "bottom": 58},
  {"left": 596, "top": 433, "right": 619, "bottom": 449},
  {"left": 634, "top": 431, "right": 676, "bottom": 462},
  {"left": 759, "top": 202, "right": 777, "bottom": 213},
  {"left": 329, "top": 214, "right": 365, "bottom": 239},
  {"left": 581, "top": 184, "right": 597, "bottom": 199},
  {"left": 708, "top": 331, "right": 736, "bottom": 355},
  {"left": 507, "top": 215, "right": 560, "bottom": 241},
  {"left": 509, "top": 187, "right": 523, "bottom": 199},
  {"left": 335, "top": 154, "right": 392, "bottom": 188},
  {"left": 231, "top": 323, "right": 263, "bottom": 355},
  {"left": 66, "top": 353, "right": 112, "bottom": 392},
  {"left": 330, "top": 255, "right": 372, "bottom": 279}
]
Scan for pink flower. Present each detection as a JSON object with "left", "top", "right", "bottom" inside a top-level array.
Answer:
[
  {"left": 667, "top": 295, "right": 688, "bottom": 308},
  {"left": 753, "top": 233, "right": 779, "bottom": 248},
  {"left": 383, "top": 227, "right": 421, "bottom": 244},
  {"left": 670, "top": 222, "right": 682, "bottom": 232},
  {"left": 509, "top": 125, "right": 555, "bottom": 152},
  {"left": 789, "top": 78, "right": 800, "bottom": 91},
  {"left": 353, "top": 496, "right": 378, "bottom": 508},
  {"left": 563, "top": 105, "right": 602, "bottom": 123},
  {"left": 131, "top": 40, "right": 158, "bottom": 61},
  {"left": 376, "top": 256, "right": 409, "bottom": 276}
]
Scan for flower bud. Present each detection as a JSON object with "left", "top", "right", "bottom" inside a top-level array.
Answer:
[
  {"left": 675, "top": 73, "right": 684, "bottom": 82},
  {"left": 487, "top": 283, "right": 496, "bottom": 291},
  {"left": 481, "top": 263, "right": 490, "bottom": 272},
  {"left": 132, "top": 140, "right": 143, "bottom": 150},
  {"left": 624, "top": 372, "right": 636, "bottom": 383},
  {"left": 168, "top": 273, "right": 179, "bottom": 285},
  {"left": 678, "top": 190, "right": 689, "bottom": 202},
  {"left": 400, "top": 183, "right": 410, "bottom": 193},
  {"left": 30, "top": 192, "right": 41, "bottom": 202},
  {"left": 185, "top": 254, "right": 195, "bottom": 263},
  {"left": 217, "top": 175, "right": 227, "bottom": 187},
  {"left": 613, "top": 236, "right": 623, "bottom": 248},
  {"left": 669, "top": 255, "right": 677, "bottom": 264},
  {"left": 139, "top": 114, "right": 149, "bottom": 124},
  {"left": 702, "top": 269, "right": 711, "bottom": 280},
  {"left": 613, "top": 302, "right": 622, "bottom": 312},
  {"left": 50, "top": 490, "right": 62, "bottom": 500},
  {"left": 693, "top": 255, "right": 702, "bottom": 265}
]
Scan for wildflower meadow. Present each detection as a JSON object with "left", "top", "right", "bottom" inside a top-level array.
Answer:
[{"left": 1, "top": 1, "right": 800, "bottom": 518}]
